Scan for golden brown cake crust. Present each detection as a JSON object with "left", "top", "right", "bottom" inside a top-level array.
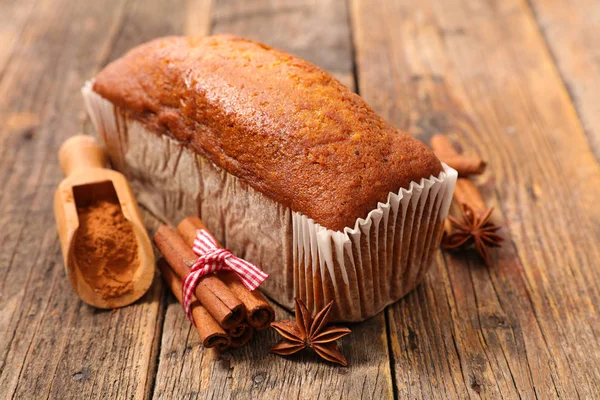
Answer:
[{"left": 93, "top": 35, "right": 442, "bottom": 231}]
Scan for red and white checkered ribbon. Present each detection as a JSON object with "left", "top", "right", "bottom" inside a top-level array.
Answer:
[{"left": 182, "top": 229, "right": 268, "bottom": 324}]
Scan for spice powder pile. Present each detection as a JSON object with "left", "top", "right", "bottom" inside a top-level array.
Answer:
[{"left": 74, "top": 199, "right": 139, "bottom": 299}]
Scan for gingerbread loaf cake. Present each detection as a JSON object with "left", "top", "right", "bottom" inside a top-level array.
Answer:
[{"left": 83, "top": 35, "right": 457, "bottom": 321}]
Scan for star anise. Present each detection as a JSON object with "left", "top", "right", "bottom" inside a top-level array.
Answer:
[
  {"left": 270, "top": 298, "right": 351, "bottom": 366},
  {"left": 443, "top": 203, "right": 503, "bottom": 265}
]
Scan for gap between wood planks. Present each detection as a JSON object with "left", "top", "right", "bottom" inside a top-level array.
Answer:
[{"left": 523, "top": 0, "right": 600, "bottom": 161}]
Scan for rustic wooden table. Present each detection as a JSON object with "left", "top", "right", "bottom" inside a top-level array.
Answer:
[{"left": 2, "top": 0, "right": 599, "bottom": 398}]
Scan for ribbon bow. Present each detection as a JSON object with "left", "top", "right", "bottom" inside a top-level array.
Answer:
[{"left": 182, "top": 229, "right": 268, "bottom": 324}]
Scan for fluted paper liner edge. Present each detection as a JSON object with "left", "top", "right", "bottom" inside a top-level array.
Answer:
[{"left": 82, "top": 81, "right": 458, "bottom": 322}]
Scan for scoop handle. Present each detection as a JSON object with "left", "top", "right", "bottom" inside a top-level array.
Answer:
[{"left": 59, "top": 135, "right": 106, "bottom": 176}]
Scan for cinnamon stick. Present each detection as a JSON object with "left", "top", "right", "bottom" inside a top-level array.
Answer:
[
  {"left": 228, "top": 323, "right": 254, "bottom": 348},
  {"left": 444, "top": 178, "right": 490, "bottom": 239},
  {"left": 454, "top": 178, "right": 487, "bottom": 213},
  {"left": 153, "top": 225, "right": 246, "bottom": 329},
  {"left": 157, "top": 259, "right": 231, "bottom": 351},
  {"left": 430, "top": 134, "right": 487, "bottom": 176},
  {"left": 227, "top": 322, "right": 250, "bottom": 338},
  {"left": 220, "top": 271, "right": 275, "bottom": 330},
  {"left": 177, "top": 217, "right": 275, "bottom": 330},
  {"left": 439, "top": 155, "right": 487, "bottom": 176},
  {"left": 430, "top": 134, "right": 459, "bottom": 158}
]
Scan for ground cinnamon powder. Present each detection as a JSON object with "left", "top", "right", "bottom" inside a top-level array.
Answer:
[{"left": 74, "top": 199, "right": 139, "bottom": 299}]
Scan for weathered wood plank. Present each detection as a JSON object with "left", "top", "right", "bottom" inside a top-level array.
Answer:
[
  {"left": 352, "top": 0, "right": 600, "bottom": 398},
  {"left": 185, "top": 0, "right": 213, "bottom": 38},
  {"left": 99, "top": 0, "right": 189, "bottom": 69},
  {"left": 154, "top": 300, "right": 391, "bottom": 399},
  {"left": 0, "top": 0, "right": 171, "bottom": 398},
  {"left": 4, "top": 0, "right": 599, "bottom": 398},
  {"left": 527, "top": 0, "right": 600, "bottom": 159},
  {"left": 0, "top": 0, "right": 37, "bottom": 81},
  {"left": 151, "top": 0, "right": 393, "bottom": 399},
  {"left": 210, "top": 0, "right": 354, "bottom": 89}
]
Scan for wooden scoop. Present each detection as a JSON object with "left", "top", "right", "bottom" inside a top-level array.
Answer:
[{"left": 54, "top": 135, "right": 154, "bottom": 308}]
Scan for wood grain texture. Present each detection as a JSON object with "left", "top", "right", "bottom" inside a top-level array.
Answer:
[
  {"left": 352, "top": 0, "right": 600, "bottom": 398},
  {"left": 0, "top": 0, "right": 37, "bottom": 82},
  {"left": 154, "top": 300, "right": 391, "bottom": 399},
  {"left": 210, "top": 0, "right": 355, "bottom": 89},
  {"left": 527, "top": 0, "right": 600, "bottom": 158},
  {"left": 185, "top": 0, "right": 213, "bottom": 37},
  {"left": 2, "top": 0, "right": 600, "bottom": 398}
]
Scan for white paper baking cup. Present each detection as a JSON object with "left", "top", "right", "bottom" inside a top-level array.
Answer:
[{"left": 83, "top": 81, "right": 457, "bottom": 322}]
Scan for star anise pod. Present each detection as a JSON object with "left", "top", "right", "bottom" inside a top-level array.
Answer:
[
  {"left": 443, "top": 203, "right": 503, "bottom": 265},
  {"left": 270, "top": 298, "right": 351, "bottom": 366}
]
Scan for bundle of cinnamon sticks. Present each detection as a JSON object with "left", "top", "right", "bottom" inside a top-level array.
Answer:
[
  {"left": 431, "top": 134, "right": 503, "bottom": 265},
  {"left": 431, "top": 134, "right": 487, "bottom": 177},
  {"left": 154, "top": 217, "right": 275, "bottom": 350},
  {"left": 430, "top": 134, "right": 489, "bottom": 213}
]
